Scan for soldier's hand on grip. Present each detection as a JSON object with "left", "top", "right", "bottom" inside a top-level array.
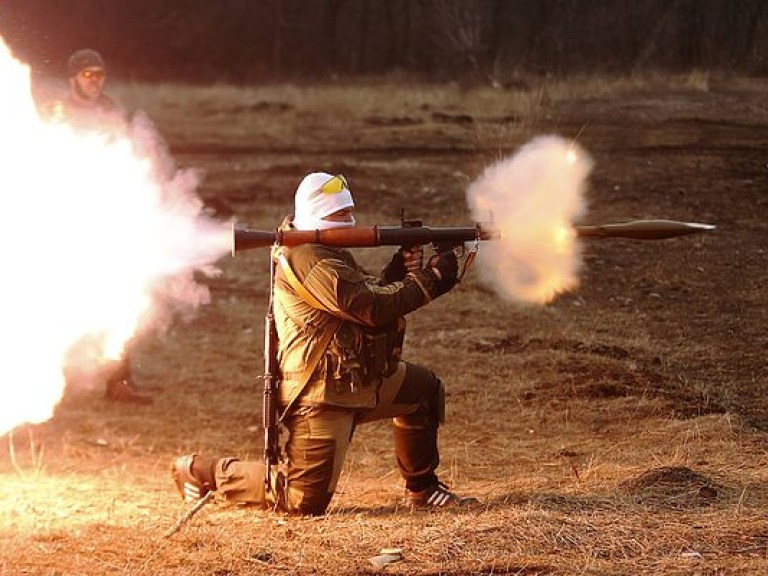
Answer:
[
  {"left": 382, "top": 245, "right": 425, "bottom": 282},
  {"left": 382, "top": 250, "right": 407, "bottom": 282},
  {"left": 426, "top": 250, "right": 459, "bottom": 296},
  {"left": 402, "top": 245, "right": 424, "bottom": 273}
]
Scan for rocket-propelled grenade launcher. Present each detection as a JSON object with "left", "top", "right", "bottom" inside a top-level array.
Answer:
[
  {"left": 232, "top": 219, "right": 716, "bottom": 253},
  {"left": 233, "top": 223, "right": 496, "bottom": 252},
  {"left": 245, "top": 215, "right": 714, "bottom": 519}
]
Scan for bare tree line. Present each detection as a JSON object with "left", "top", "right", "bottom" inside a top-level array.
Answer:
[{"left": 2, "top": 0, "right": 768, "bottom": 83}]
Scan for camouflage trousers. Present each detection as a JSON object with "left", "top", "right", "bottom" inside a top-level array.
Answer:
[{"left": 213, "top": 361, "right": 444, "bottom": 515}]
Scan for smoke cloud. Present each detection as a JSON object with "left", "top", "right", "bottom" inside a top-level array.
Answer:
[
  {"left": 466, "top": 135, "right": 593, "bottom": 304},
  {"left": 0, "top": 36, "right": 232, "bottom": 432},
  {"left": 123, "top": 111, "right": 233, "bottom": 332}
]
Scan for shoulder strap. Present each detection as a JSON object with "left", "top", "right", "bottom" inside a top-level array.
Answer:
[
  {"left": 276, "top": 250, "right": 359, "bottom": 323},
  {"left": 275, "top": 249, "right": 342, "bottom": 418}
]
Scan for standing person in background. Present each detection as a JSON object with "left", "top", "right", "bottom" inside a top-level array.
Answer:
[
  {"left": 47, "top": 48, "right": 153, "bottom": 405},
  {"left": 66, "top": 49, "right": 114, "bottom": 108},
  {"left": 172, "top": 172, "right": 478, "bottom": 514},
  {"left": 44, "top": 48, "right": 122, "bottom": 131}
]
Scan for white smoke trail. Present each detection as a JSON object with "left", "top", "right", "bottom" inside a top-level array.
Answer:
[
  {"left": 466, "top": 135, "right": 593, "bottom": 304},
  {"left": 0, "top": 37, "right": 231, "bottom": 434},
  {"left": 122, "top": 111, "right": 232, "bottom": 331}
]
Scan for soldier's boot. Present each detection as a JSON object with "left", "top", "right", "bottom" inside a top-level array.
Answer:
[
  {"left": 406, "top": 481, "right": 479, "bottom": 508},
  {"left": 171, "top": 454, "right": 217, "bottom": 502}
]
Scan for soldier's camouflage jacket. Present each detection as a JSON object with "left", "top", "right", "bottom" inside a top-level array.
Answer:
[{"left": 275, "top": 239, "right": 441, "bottom": 409}]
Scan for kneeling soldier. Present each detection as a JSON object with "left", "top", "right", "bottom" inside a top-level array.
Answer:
[{"left": 172, "top": 172, "right": 476, "bottom": 514}]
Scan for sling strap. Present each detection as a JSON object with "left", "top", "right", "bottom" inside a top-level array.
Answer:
[
  {"left": 276, "top": 251, "right": 360, "bottom": 323},
  {"left": 275, "top": 249, "right": 342, "bottom": 418}
]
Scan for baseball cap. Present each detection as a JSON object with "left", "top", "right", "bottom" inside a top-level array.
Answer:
[{"left": 68, "top": 49, "right": 105, "bottom": 77}]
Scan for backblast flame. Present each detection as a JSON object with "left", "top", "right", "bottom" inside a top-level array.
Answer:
[
  {"left": 466, "top": 135, "right": 592, "bottom": 304},
  {"left": 0, "top": 37, "right": 232, "bottom": 436}
]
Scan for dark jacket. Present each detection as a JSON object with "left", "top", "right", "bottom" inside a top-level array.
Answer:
[{"left": 275, "top": 240, "right": 441, "bottom": 408}]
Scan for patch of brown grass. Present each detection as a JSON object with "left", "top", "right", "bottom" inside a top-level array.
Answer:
[{"left": 3, "top": 77, "right": 767, "bottom": 574}]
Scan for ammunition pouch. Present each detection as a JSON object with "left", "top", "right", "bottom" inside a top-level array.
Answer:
[
  {"left": 364, "top": 316, "right": 406, "bottom": 379},
  {"left": 328, "top": 323, "right": 366, "bottom": 395},
  {"left": 320, "top": 317, "right": 406, "bottom": 407}
]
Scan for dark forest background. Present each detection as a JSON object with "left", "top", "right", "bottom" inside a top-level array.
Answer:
[{"left": 2, "top": 0, "right": 768, "bottom": 84}]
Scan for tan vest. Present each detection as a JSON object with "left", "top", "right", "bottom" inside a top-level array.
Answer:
[{"left": 275, "top": 244, "right": 417, "bottom": 409}]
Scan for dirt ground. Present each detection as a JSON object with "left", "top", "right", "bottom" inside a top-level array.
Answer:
[{"left": 1, "top": 77, "right": 767, "bottom": 575}]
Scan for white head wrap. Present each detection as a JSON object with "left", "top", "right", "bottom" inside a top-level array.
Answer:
[{"left": 293, "top": 172, "right": 355, "bottom": 230}]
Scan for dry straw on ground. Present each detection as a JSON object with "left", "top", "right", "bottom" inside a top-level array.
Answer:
[{"left": 2, "top": 74, "right": 767, "bottom": 574}]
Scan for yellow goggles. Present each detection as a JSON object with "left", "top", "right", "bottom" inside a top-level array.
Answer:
[{"left": 319, "top": 174, "right": 349, "bottom": 194}]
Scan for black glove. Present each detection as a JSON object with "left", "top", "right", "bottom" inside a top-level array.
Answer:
[
  {"left": 402, "top": 245, "right": 424, "bottom": 273},
  {"left": 426, "top": 250, "right": 459, "bottom": 296},
  {"left": 381, "top": 250, "right": 407, "bottom": 282}
]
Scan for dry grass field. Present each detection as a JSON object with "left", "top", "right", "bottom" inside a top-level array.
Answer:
[{"left": 1, "top": 73, "right": 767, "bottom": 575}]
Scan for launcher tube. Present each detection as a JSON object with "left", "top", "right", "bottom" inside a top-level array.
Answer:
[
  {"left": 232, "top": 223, "right": 497, "bottom": 253},
  {"left": 231, "top": 219, "right": 714, "bottom": 253}
]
